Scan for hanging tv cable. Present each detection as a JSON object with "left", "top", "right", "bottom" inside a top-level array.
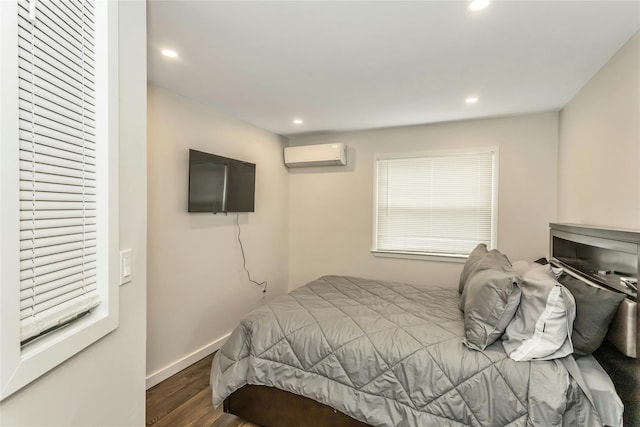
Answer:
[{"left": 236, "top": 213, "right": 267, "bottom": 294}]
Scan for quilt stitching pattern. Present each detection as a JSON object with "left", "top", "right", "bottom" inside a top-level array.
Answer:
[
  {"left": 264, "top": 303, "right": 306, "bottom": 370},
  {"left": 328, "top": 277, "right": 527, "bottom": 423},
  {"left": 301, "top": 283, "right": 417, "bottom": 408},
  {"left": 288, "top": 293, "right": 358, "bottom": 388},
  {"left": 267, "top": 276, "right": 526, "bottom": 422},
  {"left": 417, "top": 349, "right": 482, "bottom": 426},
  {"left": 212, "top": 275, "right": 586, "bottom": 426}
]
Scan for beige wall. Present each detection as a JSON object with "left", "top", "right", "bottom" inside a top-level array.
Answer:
[
  {"left": 288, "top": 112, "right": 559, "bottom": 289},
  {"left": 146, "top": 85, "right": 289, "bottom": 382},
  {"left": 558, "top": 32, "right": 640, "bottom": 229},
  {"left": 0, "top": 1, "right": 148, "bottom": 425}
]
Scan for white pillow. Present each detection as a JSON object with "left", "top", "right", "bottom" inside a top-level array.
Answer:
[{"left": 502, "top": 261, "right": 576, "bottom": 361}]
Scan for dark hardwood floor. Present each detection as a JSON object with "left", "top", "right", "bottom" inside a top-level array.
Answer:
[{"left": 146, "top": 353, "right": 258, "bottom": 427}]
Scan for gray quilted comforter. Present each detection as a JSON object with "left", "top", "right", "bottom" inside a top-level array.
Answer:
[{"left": 210, "top": 276, "right": 600, "bottom": 426}]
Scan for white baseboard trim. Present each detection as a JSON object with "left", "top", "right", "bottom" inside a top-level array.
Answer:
[{"left": 145, "top": 332, "right": 231, "bottom": 390}]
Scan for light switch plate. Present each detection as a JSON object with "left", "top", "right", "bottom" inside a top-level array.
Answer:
[{"left": 120, "top": 249, "right": 132, "bottom": 286}]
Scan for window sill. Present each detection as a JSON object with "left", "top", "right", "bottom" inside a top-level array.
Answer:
[{"left": 371, "top": 250, "right": 468, "bottom": 263}]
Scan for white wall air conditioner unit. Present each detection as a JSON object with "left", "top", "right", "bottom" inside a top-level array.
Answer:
[{"left": 284, "top": 143, "right": 347, "bottom": 168}]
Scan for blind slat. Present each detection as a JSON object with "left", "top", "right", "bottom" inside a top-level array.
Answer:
[
  {"left": 18, "top": 95, "right": 94, "bottom": 132},
  {"left": 26, "top": 281, "right": 97, "bottom": 316},
  {"left": 20, "top": 279, "right": 97, "bottom": 311},
  {"left": 17, "top": 52, "right": 95, "bottom": 104},
  {"left": 20, "top": 270, "right": 83, "bottom": 294},
  {"left": 19, "top": 110, "right": 95, "bottom": 141},
  {"left": 20, "top": 260, "right": 97, "bottom": 285},
  {"left": 19, "top": 1, "right": 85, "bottom": 56},
  {"left": 20, "top": 266, "right": 94, "bottom": 293},
  {"left": 19, "top": 100, "right": 96, "bottom": 135},
  {"left": 19, "top": 160, "right": 96, "bottom": 180},
  {"left": 20, "top": 239, "right": 96, "bottom": 264},
  {"left": 20, "top": 180, "right": 96, "bottom": 196},
  {"left": 20, "top": 208, "right": 95, "bottom": 221},
  {"left": 20, "top": 231, "right": 96, "bottom": 250},
  {"left": 19, "top": 5, "right": 97, "bottom": 70},
  {"left": 19, "top": 200, "right": 96, "bottom": 211},
  {"left": 16, "top": 25, "right": 91, "bottom": 84},
  {"left": 19, "top": 130, "right": 97, "bottom": 156},
  {"left": 20, "top": 190, "right": 96, "bottom": 203},
  {"left": 19, "top": 119, "right": 96, "bottom": 149},
  {"left": 18, "top": 76, "right": 95, "bottom": 115},
  {"left": 20, "top": 217, "right": 96, "bottom": 231},
  {"left": 20, "top": 223, "right": 97, "bottom": 240},
  {"left": 49, "top": 0, "right": 84, "bottom": 24}
]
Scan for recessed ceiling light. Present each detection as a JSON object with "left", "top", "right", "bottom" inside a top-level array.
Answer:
[
  {"left": 293, "top": 118, "right": 303, "bottom": 125},
  {"left": 465, "top": 96, "right": 479, "bottom": 104},
  {"left": 161, "top": 49, "right": 178, "bottom": 58},
  {"left": 468, "top": 0, "right": 490, "bottom": 11}
]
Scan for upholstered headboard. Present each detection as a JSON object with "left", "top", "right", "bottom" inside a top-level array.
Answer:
[{"left": 549, "top": 223, "right": 639, "bottom": 358}]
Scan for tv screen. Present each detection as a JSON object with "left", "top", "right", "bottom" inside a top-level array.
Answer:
[{"left": 188, "top": 149, "right": 256, "bottom": 213}]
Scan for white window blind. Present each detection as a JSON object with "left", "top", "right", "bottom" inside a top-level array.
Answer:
[
  {"left": 18, "top": 0, "right": 100, "bottom": 344},
  {"left": 375, "top": 150, "right": 496, "bottom": 257}
]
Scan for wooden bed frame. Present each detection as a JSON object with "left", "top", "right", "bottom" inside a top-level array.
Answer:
[
  {"left": 223, "top": 224, "right": 639, "bottom": 426},
  {"left": 224, "top": 385, "right": 370, "bottom": 427}
]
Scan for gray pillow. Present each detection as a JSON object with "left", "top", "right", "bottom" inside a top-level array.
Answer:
[
  {"left": 459, "top": 246, "right": 512, "bottom": 309},
  {"left": 462, "top": 267, "right": 522, "bottom": 351},
  {"left": 558, "top": 274, "right": 626, "bottom": 356},
  {"left": 459, "top": 244, "right": 488, "bottom": 294}
]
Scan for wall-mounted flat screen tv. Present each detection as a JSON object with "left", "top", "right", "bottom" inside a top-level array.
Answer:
[{"left": 188, "top": 149, "right": 256, "bottom": 213}]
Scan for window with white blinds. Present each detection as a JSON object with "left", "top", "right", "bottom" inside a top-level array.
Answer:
[
  {"left": 374, "top": 150, "right": 497, "bottom": 257},
  {"left": 17, "top": 0, "right": 100, "bottom": 345},
  {"left": 1, "top": 0, "right": 117, "bottom": 400}
]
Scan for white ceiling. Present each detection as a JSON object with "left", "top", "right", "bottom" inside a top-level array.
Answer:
[{"left": 147, "top": 1, "right": 640, "bottom": 136}]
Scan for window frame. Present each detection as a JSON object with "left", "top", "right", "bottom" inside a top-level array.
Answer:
[
  {"left": 0, "top": 0, "right": 119, "bottom": 400},
  {"left": 371, "top": 147, "right": 499, "bottom": 262}
]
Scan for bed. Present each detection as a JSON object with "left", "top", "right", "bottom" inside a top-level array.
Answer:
[{"left": 210, "top": 224, "right": 638, "bottom": 426}]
